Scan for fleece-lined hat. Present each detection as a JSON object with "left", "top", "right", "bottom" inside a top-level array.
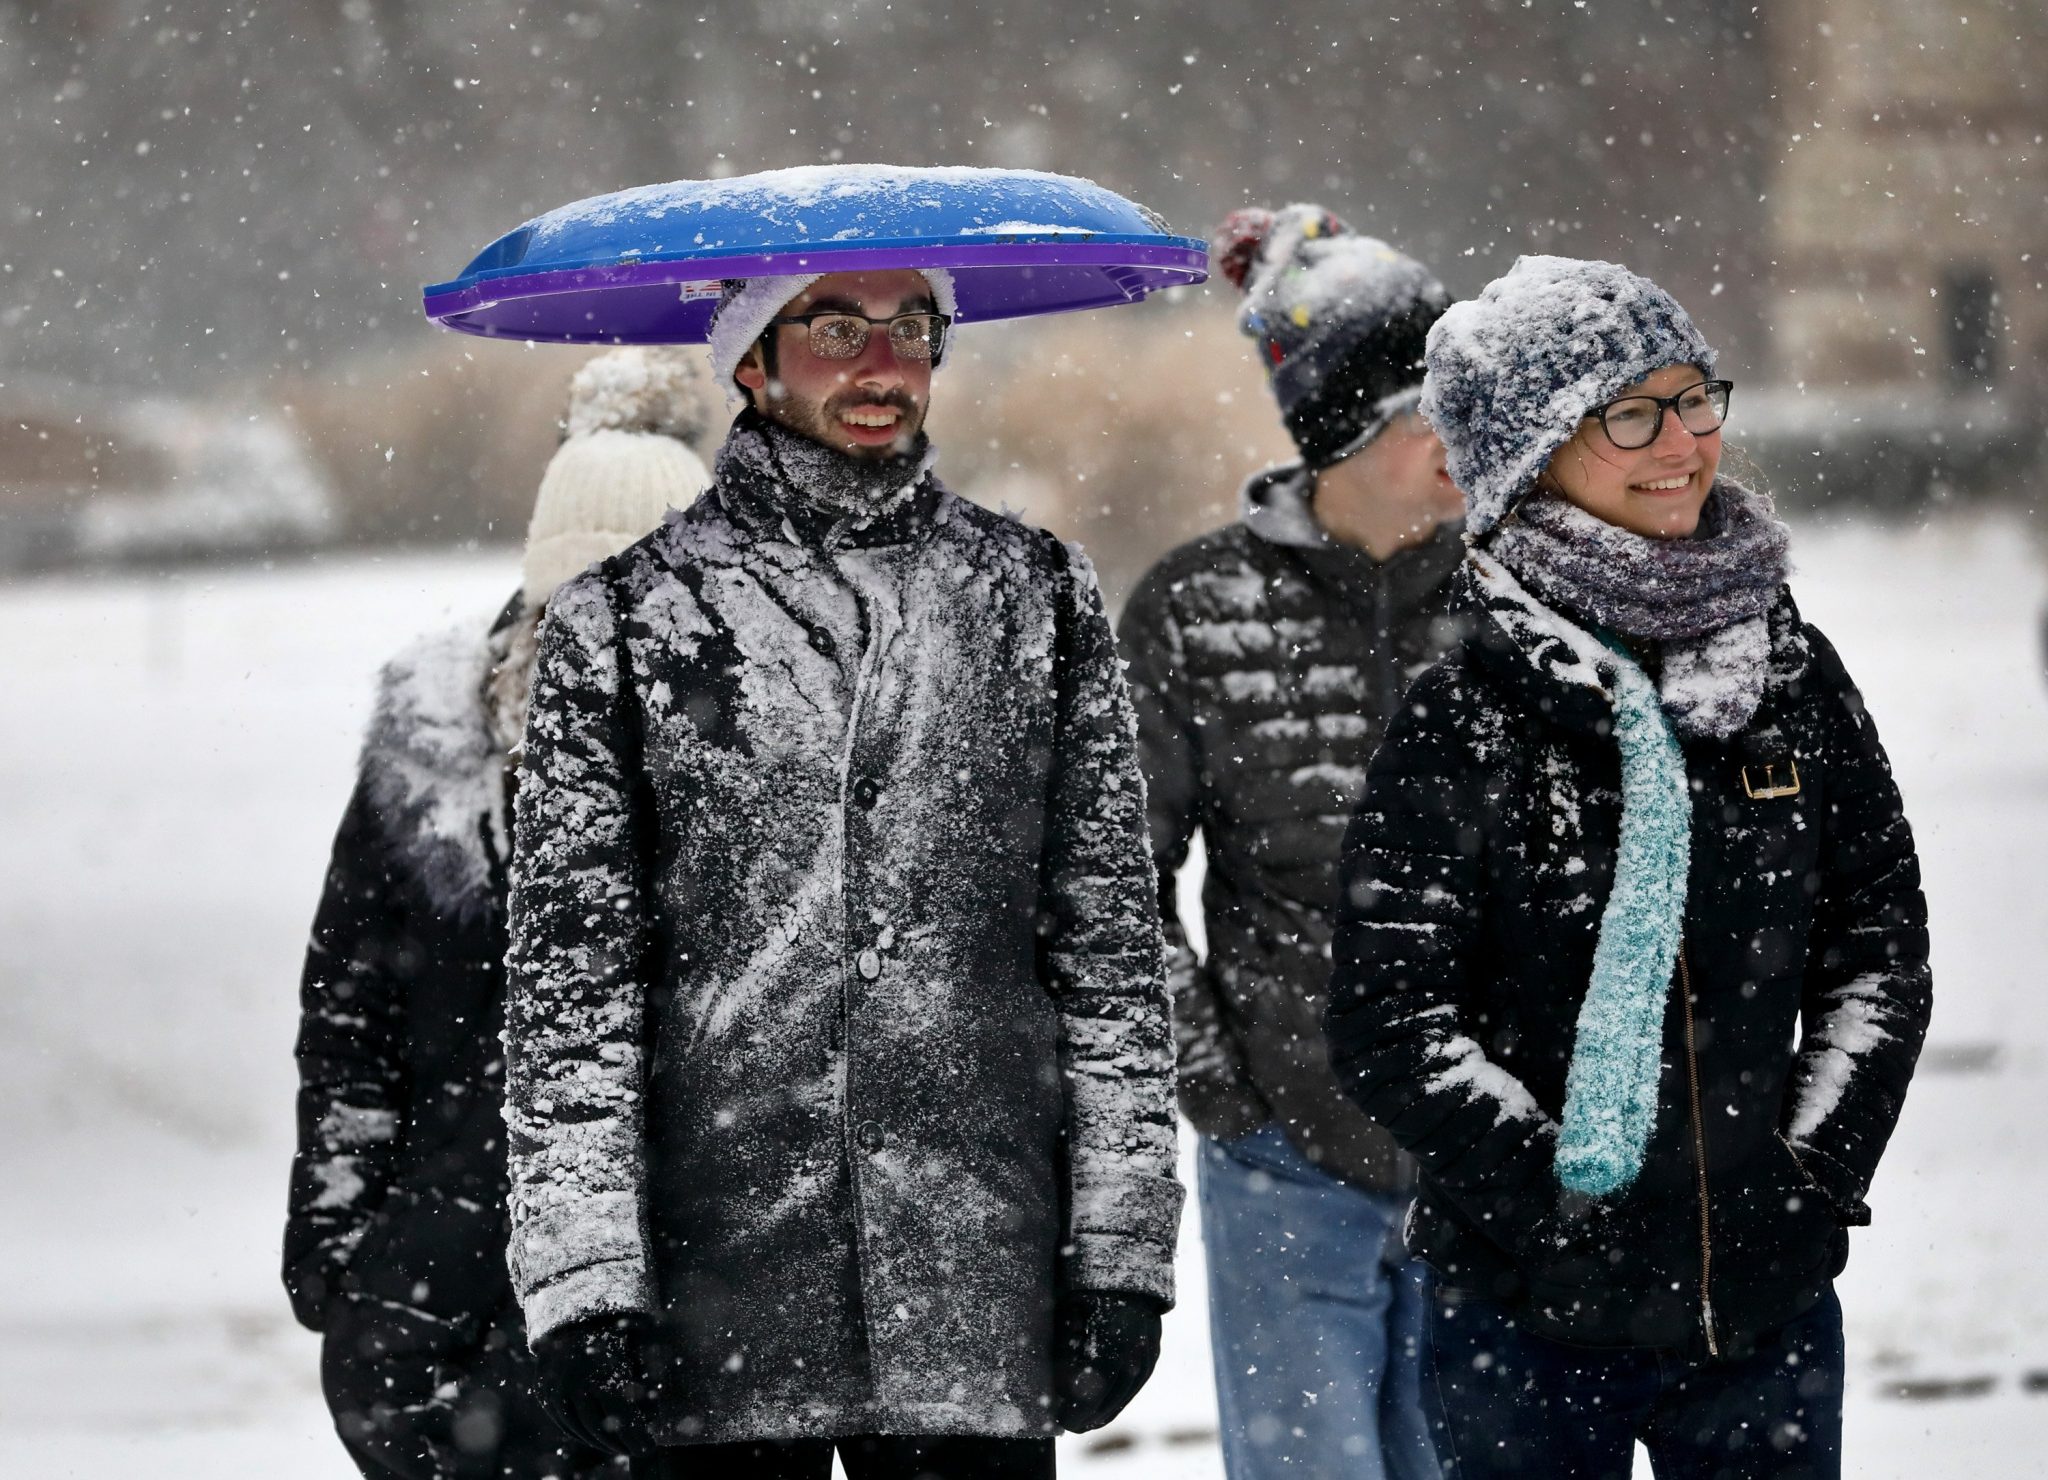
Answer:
[
  {"left": 521, "top": 346, "right": 718, "bottom": 604},
  {"left": 1215, "top": 204, "right": 1451, "bottom": 469},
  {"left": 1422, "top": 255, "right": 1717, "bottom": 539},
  {"left": 706, "top": 268, "right": 959, "bottom": 402}
]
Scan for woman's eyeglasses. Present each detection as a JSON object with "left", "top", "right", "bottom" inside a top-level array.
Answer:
[
  {"left": 1584, "top": 380, "right": 1733, "bottom": 450},
  {"left": 765, "top": 311, "right": 952, "bottom": 364}
]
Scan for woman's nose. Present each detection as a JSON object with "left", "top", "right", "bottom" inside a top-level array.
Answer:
[{"left": 1651, "top": 409, "right": 1699, "bottom": 455}]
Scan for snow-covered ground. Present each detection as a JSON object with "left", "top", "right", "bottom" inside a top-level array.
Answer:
[{"left": 2, "top": 511, "right": 2044, "bottom": 1476}]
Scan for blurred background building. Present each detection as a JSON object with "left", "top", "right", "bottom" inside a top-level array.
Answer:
[
  {"left": 0, "top": 0, "right": 2041, "bottom": 595},
  {"left": 1750, "top": 0, "right": 2047, "bottom": 508}
]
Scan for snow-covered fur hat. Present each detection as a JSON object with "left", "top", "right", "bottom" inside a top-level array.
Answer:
[
  {"left": 1214, "top": 204, "right": 1451, "bottom": 468},
  {"left": 522, "top": 347, "right": 716, "bottom": 605},
  {"left": 1422, "top": 254, "right": 1717, "bottom": 539},
  {"left": 706, "top": 268, "right": 959, "bottom": 403}
]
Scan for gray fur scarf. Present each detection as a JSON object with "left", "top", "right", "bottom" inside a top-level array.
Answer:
[
  {"left": 358, "top": 607, "right": 529, "bottom": 919},
  {"left": 1485, "top": 480, "right": 1791, "bottom": 738}
]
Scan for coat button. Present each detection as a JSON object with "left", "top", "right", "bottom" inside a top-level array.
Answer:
[
  {"left": 857, "top": 948, "right": 881, "bottom": 980},
  {"left": 809, "top": 626, "right": 836, "bottom": 656},
  {"left": 857, "top": 1121, "right": 885, "bottom": 1152},
  {"left": 852, "top": 776, "right": 879, "bottom": 810}
]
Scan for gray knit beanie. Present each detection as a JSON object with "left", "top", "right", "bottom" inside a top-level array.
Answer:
[{"left": 1421, "top": 255, "right": 1717, "bottom": 538}]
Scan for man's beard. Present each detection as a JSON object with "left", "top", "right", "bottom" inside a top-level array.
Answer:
[
  {"left": 763, "top": 384, "right": 926, "bottom": 460},
  {"left": 730, "top": 399, "right": 935, "bottom": 524}
]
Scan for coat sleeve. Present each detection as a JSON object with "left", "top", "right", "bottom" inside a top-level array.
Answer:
[
  {"left": 1115, "top": 568, "right": 1273, "bottom": 1141},
  {"left": 1042, "top": 545, "right": 1185, "bottom": 1308},
  {"left": 283, "top": 777, "right": 411, "bottom": 1332},
  {"left": 1324, "top": 662, "right": 1560, "bottom": 1253},
  {"left": 503, "top": 573, "right": 658, "bottom": 1343},
  {"left": 1782, "top": 626, "right": 1931, "bottom": 1225}
]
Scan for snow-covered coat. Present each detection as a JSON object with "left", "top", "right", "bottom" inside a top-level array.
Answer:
[
  {"left": 285, "top": 602, "right": 607, "bottom": 1479},
  {"left": 1325, "top": 563, "right": 1930, "bottom": 1360},
  {"left": 503, "top": 440, "right": 1181, "bottom": 1445},
  {"left": 1117, "top": 464, "right": 1466, "bottom": 1187}
]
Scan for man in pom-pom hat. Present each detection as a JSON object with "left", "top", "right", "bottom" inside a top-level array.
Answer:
[
  {"left": 502, "top": 265, "right": 1181, "bottom": 1479},
  {"left": 1116, "top": 205, "right": 1462, "bottom": 1480},
  {"left": 286, "top": 346, "right": 717, "bottom": 1480}
]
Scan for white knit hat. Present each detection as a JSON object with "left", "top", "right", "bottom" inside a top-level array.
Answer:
[
  {"left": 521, "top": 347, "right": 718, "bottom": 604},
  {"left": 706, "top": 268, "right": 958, "bottom": 403}
]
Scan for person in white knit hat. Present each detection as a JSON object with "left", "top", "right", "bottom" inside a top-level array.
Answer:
[
  {"left": 284, "top": 345, "right": 717, "bottom": 1480},
  {"left": 519, "top": 346, "right": 719, "bottom": 609},
  {"left": 487, "top": 346, "right": 720, "bottom": 753}
]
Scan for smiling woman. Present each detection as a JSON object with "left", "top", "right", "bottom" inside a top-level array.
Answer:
[
  {"left": 1538, "top": 365, "right": 1732, "bottom": 538},
  {"left": 1326, "top": 254, "right": 1932, "bottom": 1480}
]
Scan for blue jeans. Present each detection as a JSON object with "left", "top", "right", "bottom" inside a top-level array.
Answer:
[
  {"left": 1420, "top": 1276, "right": 1845, "bottom": 1479},
  {"left": 1198, "top": 1124, "right": 1441, "bottom": 1480}
]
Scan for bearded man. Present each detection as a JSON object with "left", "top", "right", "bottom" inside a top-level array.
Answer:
[{"left": 502, "top": 264, "right": 1181, "bottom": 1480}]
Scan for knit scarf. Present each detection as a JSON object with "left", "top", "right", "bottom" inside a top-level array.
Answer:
[
  {"left": 716, "top": 407, "right": 934, "bottom": 532},
  {"left": 1477, "top": 483, "right": 1790, "bottom": 1196},
  {"left": 1553, "top": 632, "right": 1691, "bottom": 1197},
  {"left": 1487, "top": 480, "right": 1790, "bottom": 739},
  {"left": 1468, "top": 552, "right": 1694, "bottom": 1197}
]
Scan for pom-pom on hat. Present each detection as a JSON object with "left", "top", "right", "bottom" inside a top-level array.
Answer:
[
  {"left": 706, "top": 267, "right": 958, "bottom": 404},
  {"left": 1422, "top": 254, "right": 1717, "bottom": 539},
  {"left": 522, "top": 346, "right": 717, "bottom": 605},
  {"left": 1217, "top": 203, "right": 1451, "bottom": 469},
  {"left": 562, "top": 343, "right": 721, "bottom": 443}
]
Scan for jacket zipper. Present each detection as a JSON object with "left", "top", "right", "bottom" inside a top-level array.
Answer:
[{"left": 1677, "top": 944, "right": 1720, "bottom": 1357}]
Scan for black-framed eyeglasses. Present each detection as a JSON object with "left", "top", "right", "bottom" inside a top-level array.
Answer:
[
  {"left": 765, "top": 310, "right": 951, "bottom": 364},
  {"left": 1584, "top": 380, "right": 1733, "bottom": 450}
]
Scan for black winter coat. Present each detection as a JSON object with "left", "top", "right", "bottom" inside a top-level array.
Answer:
[
  {"left": 504, "top": 429, "right": 1180, "bottom": 1446},
  {"left": 1118, "top": 465, "right": 1465, "bottom": 1188},
  {"left": 1326, "top": 555, "right": 1930, "bottom": 1361},
  {"left": 286, "top": 605, "right": 609, "bottom": 1480}
]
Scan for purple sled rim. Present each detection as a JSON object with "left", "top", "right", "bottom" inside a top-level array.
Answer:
[{"left": 423, "top": 239, "right": 1208, "bottom": 344}]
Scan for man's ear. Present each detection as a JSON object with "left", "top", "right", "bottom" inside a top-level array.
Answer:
[{"left": 734, "top": 342, "right": 768, "bottom": 399}]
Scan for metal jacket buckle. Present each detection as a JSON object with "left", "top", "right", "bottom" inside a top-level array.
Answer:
[{"left": 1741, "top": 758, "right": 1801, "bottom": 800}]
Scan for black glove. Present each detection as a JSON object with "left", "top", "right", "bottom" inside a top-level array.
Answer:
[
  {"left": 529, "top": 1313, "right": 662, "bottom": 1458},
  {"left": 1053, "top": 1290, "right": 1163, "bottom": 1433}
]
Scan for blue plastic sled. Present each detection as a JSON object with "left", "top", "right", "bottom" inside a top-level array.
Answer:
[{"left": 423, "top": 164, "right": 1208, "bottom": 344}]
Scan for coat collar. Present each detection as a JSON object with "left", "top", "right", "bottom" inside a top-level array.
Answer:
[
  {"left": 1241, "top": 461, "right": 1466, "bottom": 616},
  {"left": 709, "top": 410, "right": 945, "bottom": 555},
  {"left": 1241, "top": 462, "right": 1328, "bottom": 550}
]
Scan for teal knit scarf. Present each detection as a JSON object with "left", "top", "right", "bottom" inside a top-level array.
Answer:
[
  {"left": 1468, "top": 552, "right": 1694, "bottom": 1198},
  {"left": 1553, "top": 636, "right": 1691, "bottom": 1196}
]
